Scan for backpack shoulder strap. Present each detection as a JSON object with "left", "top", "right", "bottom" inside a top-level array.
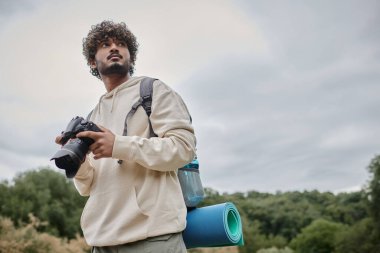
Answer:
[
  {"left": 140, "top": 77, "right": 157, "bottom": 137},
  {"left": 140, "top": 77, "right": 156, "bottom": 117},
  {"left": 122, "top": 77, "right": 157, "bottom": 137}
]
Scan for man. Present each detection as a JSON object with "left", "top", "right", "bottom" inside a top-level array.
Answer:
[{"left": 56, "top": 20, "right": 195, "bottom": 252}]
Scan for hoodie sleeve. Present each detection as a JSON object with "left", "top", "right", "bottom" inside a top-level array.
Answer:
[
  {"left": 73, "top": 157, "right": 95, "bottom": 196},
  {"left": 111, "top": 80, "right": 196, "bottom": 171}
]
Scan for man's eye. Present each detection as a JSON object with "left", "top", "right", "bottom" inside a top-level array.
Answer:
[
  {"left": 118, "top": 42, "right": 126, "bottom": 47},
  {"left": 101, "top": 42, "right": 109, "bottom": 48}
]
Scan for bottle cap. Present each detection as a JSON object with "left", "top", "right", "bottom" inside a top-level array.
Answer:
[{"left": 182, "top": 159, "right": 199, "bottom": 170}]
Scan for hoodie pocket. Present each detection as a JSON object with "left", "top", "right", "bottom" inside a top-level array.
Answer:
[{"left": 80, "top": 186, "right": 149, "bottom": 244}]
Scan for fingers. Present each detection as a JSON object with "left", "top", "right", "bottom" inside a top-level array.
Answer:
[
  {"left": 82, "top": 126, "right": 115, "bottom": 160},
  {"left": 76, "top": 130, "right": 100, "bottom": 139},
  {"left": 90, "top": 143, "right": 110, "bottom": 160},
  {"left": 55, "top": 135, "right": 62, "bottom": 144},
  {"left": 91, "top": 146, "right": 106, "bottom": 160},
  {"left": 76, "top": 125, "right": 107, "bottom": 139}
]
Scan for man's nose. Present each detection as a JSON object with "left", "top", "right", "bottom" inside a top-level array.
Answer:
[{"left": 110, "top": 42, "right": 119, "bottom": 51}]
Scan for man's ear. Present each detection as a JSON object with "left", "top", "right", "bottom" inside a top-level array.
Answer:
[{"left": 89, "top": 59, "right": 97, "bottom": 68}]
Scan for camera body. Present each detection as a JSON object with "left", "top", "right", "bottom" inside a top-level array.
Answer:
[
  {"left": 59, "top": 116, "right": 101, "bottom": 145},
  {"left": 51, "top": 116, "right": 102, "bottom": 178}
]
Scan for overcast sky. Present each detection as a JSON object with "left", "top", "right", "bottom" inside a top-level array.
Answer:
[{"left": 0, "top": 0, "right": 379, "bottom": 193}]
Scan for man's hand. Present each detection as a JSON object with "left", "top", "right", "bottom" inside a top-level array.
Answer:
[
  {"left": 76, "top": 126, "right": 115, "bottom": 160},
  {"left": 55, "top": 135, "right": 63, "bottom": 145}
]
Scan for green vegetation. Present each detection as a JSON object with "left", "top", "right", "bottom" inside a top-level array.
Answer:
[
  {"left": 0, "top": 168, "right": 87, "bottom": 239},
  {"left": 0, "top": 214, "right": 90, "bottom": 253},
  {"left": 1, "top": 154, "right": 380, "bottom": 252}
]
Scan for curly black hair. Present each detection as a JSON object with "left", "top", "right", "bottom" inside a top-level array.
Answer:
[{"left": 82, "top": 20, "right": 139, "bottom": 79}]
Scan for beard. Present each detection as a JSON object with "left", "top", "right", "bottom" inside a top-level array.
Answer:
[{"left": 99, "top": 61, "right": 130, "bottom": 77}]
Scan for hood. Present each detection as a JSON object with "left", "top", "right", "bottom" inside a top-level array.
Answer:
[{"left": 96, "top": 76, "right": 146, "bottom": 114}]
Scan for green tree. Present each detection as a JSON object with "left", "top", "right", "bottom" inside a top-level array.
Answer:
[
  {"left": 238, "top": 218, "right": 287, "bottom": 253},
  {"left": 0, "top": 167, "right": 86, "bottom": 238},
  {"left": 243, "top": 191, "right": 321, "bottom": 241},
  {"left": 201, "top": 187, "right": 372, "bottom": 252},
  {"left": 0, "top": 180, "right": 11, "bottom": 215},
  {"left": 257, "top": 247, "right": 294, "bottom": 253},
  {"left": 290, "top": 219, "right": 346, "bottom": 253},
  {"left": 367, "top": 155, "right": 380, "bottom": 230},
  {"left": 324, "top": 191, "right": 368, "bottom": 225},
  {"left": 335, "top": 218, "right": 379, "bottom": 253}
]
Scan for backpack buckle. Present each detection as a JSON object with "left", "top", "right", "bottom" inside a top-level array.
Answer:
[
  {"left": 142, "top": 95, "right": 152, "bottom": 102},
  {"left": 145, "top": 106, "right": 152, "bottom": 115}
]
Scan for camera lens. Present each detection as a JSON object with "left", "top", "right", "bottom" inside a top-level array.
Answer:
[{"left": 51, "top": 138, "right": 89, "bottom": 178}]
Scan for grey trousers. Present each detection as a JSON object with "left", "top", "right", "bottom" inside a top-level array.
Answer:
[{"left": 92, "top": 233, "right": 187, "bottom": 253}]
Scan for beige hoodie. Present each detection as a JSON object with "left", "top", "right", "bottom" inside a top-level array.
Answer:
[{"left": 73, "top": 76, "right": 196, "bottom": 246}]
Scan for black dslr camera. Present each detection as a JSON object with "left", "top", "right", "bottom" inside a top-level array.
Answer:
[{"left": 51, "top": 116, "right": 102, "bottom": 178}]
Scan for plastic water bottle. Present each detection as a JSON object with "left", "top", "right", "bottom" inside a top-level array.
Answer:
[{"left": 178, "top": 157, "right": 205, "bottom": 207}]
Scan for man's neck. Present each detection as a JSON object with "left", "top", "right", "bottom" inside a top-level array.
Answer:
[{"left": 101, "top": 74, "right": 130, "bottom": 92}]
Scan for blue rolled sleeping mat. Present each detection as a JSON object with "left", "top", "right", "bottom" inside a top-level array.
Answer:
[{"left": 183, "top": 202, "right": 244, "bottom": 249}]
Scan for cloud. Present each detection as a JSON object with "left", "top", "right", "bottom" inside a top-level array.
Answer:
[
  {"left": 0, "top": 0, "right": 379, "bottom": 193},
  {"left": 0, "top": 148, "right": 53, "bottom": 181},
  {"left": 175, "top": 0, "right": 380, "bottom": 192}
]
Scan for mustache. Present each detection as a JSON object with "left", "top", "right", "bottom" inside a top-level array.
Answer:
[{"left": 107, "top": 53, "right": 122, "bottom": 60}]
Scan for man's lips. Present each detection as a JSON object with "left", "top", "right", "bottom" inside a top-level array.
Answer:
[{"left": 107, "top": 54, "right": 122, "bottom": 60}]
